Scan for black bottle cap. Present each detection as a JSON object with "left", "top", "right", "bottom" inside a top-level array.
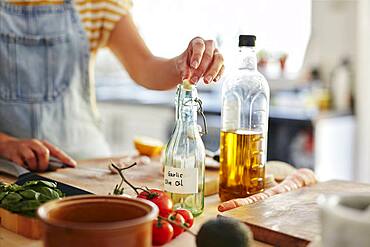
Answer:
[{"left": 239, "top": 35, "right": 256, "bottom": 47}]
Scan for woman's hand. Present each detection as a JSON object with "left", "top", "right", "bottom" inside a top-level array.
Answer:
[
  {"left": 0, "top": 138, "right": 76, "bottom": 172},
  {"left": 109, "top": 15, "right": 225, "bottom": 89},
  {"left": 175, "top": 37, "right": 225, "bottom": 84}
]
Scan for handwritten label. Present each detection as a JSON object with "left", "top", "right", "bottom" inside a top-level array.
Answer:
[{"left": 164, "top": 166, "right": 198, "bottom": 194}]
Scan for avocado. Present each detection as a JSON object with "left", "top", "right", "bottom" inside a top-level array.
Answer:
[{"left": 196, "top": 217, "right": 253, "bottom": 247}]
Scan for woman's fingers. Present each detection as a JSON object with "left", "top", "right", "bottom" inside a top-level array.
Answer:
[
  {"left": 203, "top": 49, "right": 224, "bottom": 83},
  {"left": 28, "top": 139, "right": 50, "bottom": 172},
  {"left": 175, "top": 54, "right": 191, "bottom": 81},
  {"left": 214, "top": 64, "right": 225, "bottom": 82},
  {"left": 42, "top": 141, "right": 76, "bottom": 168},
  {"left": 19, "top": 146, "right": 38, "bottom": 171},
  {"left": 189, "top": 37, "right": 206, "bottom": 70},
  {"left": 190, "top": 40, "right": 215, "bottom": 84},
  {"left": 178, "top": 37, "right": 225, "bottom": 84}
]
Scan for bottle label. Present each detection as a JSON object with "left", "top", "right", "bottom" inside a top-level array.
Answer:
[{"left": 164, "top": 166, "right": 198, "bottom": 194}]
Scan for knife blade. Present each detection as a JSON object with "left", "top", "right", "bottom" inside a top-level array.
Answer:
[
  {"left": 0, "top": 158, "right": 92, "bottom": 196},
  {"left": 48, "top": 156, "right": 110, "bottom": 173}
]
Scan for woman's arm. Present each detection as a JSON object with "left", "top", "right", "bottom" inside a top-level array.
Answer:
[{"left": 107, "top": 14, "right": 224, "bottom": 90}]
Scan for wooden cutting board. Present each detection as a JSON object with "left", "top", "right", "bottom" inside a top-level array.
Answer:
[
  {"left": 0, "top": 157, "right": 219, "bottom": 197},
  {"left": 220, "top": 180, "right": 370, "bottom": 247}
]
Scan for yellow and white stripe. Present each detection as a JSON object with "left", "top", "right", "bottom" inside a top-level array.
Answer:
[
  {"left": 7, "top": 0, "right": 132, "bottom": 52},
  {"left": 76, "top": 0, "right": 131, "bottom": 51}
]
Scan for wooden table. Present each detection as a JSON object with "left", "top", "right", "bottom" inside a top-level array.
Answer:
[{"left": 0, "top": 157, "right": 270, "bottom": 247}]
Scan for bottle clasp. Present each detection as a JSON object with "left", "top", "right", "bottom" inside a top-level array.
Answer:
[{"left": 194, "top": 98, "right": 208, "bottom": 136}]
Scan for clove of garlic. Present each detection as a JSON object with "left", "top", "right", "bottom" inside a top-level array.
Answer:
[{"left": 137, "top": 156, "right": 151, "bottom": 166}]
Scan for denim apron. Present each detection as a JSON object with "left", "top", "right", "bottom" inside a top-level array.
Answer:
[{"left": 0, "top": 1, "right": 111, "bottom": 159}]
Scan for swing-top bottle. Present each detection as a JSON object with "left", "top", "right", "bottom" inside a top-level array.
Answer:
[{"left": 163, "top": 80, "right": 206, "bottom": 216}]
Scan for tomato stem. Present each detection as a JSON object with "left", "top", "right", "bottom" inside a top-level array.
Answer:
[
  {"left": 111, "top": 161, "right": 153, "bottom": 196},
  {"left": 158, "top": 215, "right": 197, "bottom": 237},
  {"left": 136, "top": 187, "right": 154, "bottom": 195},
  {"left": 111, "top": 161, "right": 140, "bottom": 195},
  {"left": 120, "top": 162, "right": 138, "bottom": 170}
]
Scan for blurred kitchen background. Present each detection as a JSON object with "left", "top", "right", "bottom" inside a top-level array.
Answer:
[{"left": 93, "top": 0, "right": 370, "bottom": 183}]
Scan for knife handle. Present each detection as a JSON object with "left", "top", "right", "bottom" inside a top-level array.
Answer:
[
  {"left": 49, "top": 156, "right": 67, "bottom": 171},
  {"left": 48, "top": 161, "right": 66, "bottom": 171},
  {"left": 0, "top": 158, "right": 29, "bottom": 177}
]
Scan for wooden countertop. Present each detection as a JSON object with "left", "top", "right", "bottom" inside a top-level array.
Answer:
[{"left": 0, "top": 156, "right": 270, "bottom": 247}]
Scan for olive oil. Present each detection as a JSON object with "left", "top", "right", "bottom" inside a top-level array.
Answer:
[{"left": 219, "top": 130, "right": 265, "bottom": 202}]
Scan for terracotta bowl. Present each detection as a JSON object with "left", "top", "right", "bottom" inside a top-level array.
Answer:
[{"left": 37, "top": 195, "right": 158, "bottom": 247}]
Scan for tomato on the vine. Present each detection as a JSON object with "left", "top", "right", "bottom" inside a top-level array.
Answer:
[
  {"left": 137, "top": 189, "right": 173, "bottom": 217},
  {"left": 152, "top": 218, "right": 174, "bottom": 246},
  {"left": 168, "top": 212, "right": 186, "bottom": 238},
  {"left": 175, "top": 209, "right": 194, "bottom": 228}
]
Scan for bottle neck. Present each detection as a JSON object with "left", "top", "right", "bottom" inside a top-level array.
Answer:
[
  {"left": 175, "top": 85, "right": 198, "bottom": 123},
  {"left": 238, "top": 46, "right": 257, "bottom": 71},
  {"left": 179, "top": 103, "right": 197, "bottom": 123}
]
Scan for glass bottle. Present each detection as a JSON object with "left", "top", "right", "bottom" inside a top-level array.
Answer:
[
  {"left": 219, "top": 35, "right": 270, "bottom": 202},
  {"left": 163, "top": 80, "right": 206, "bottom": 216}
]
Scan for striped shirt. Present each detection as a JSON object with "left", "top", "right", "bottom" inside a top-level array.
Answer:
[{"left": 7, "top": 0, "right": 132, "bottom": 52}]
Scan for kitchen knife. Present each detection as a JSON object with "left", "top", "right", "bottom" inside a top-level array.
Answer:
[{"left": 0, "top": 158, "right": 92, "bottom": 196}]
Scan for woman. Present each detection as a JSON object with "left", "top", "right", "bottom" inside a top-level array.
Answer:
[{"left": 0, "top": 0, "right": 224, "bottom": 172}]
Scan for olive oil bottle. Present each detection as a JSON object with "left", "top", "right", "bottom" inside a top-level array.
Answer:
[
  {"left": 219, "top": 35, "right": 270, "bottom": 202},
  {"left": 163, "top": 80, "right": 206, "bottom": 216}
]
